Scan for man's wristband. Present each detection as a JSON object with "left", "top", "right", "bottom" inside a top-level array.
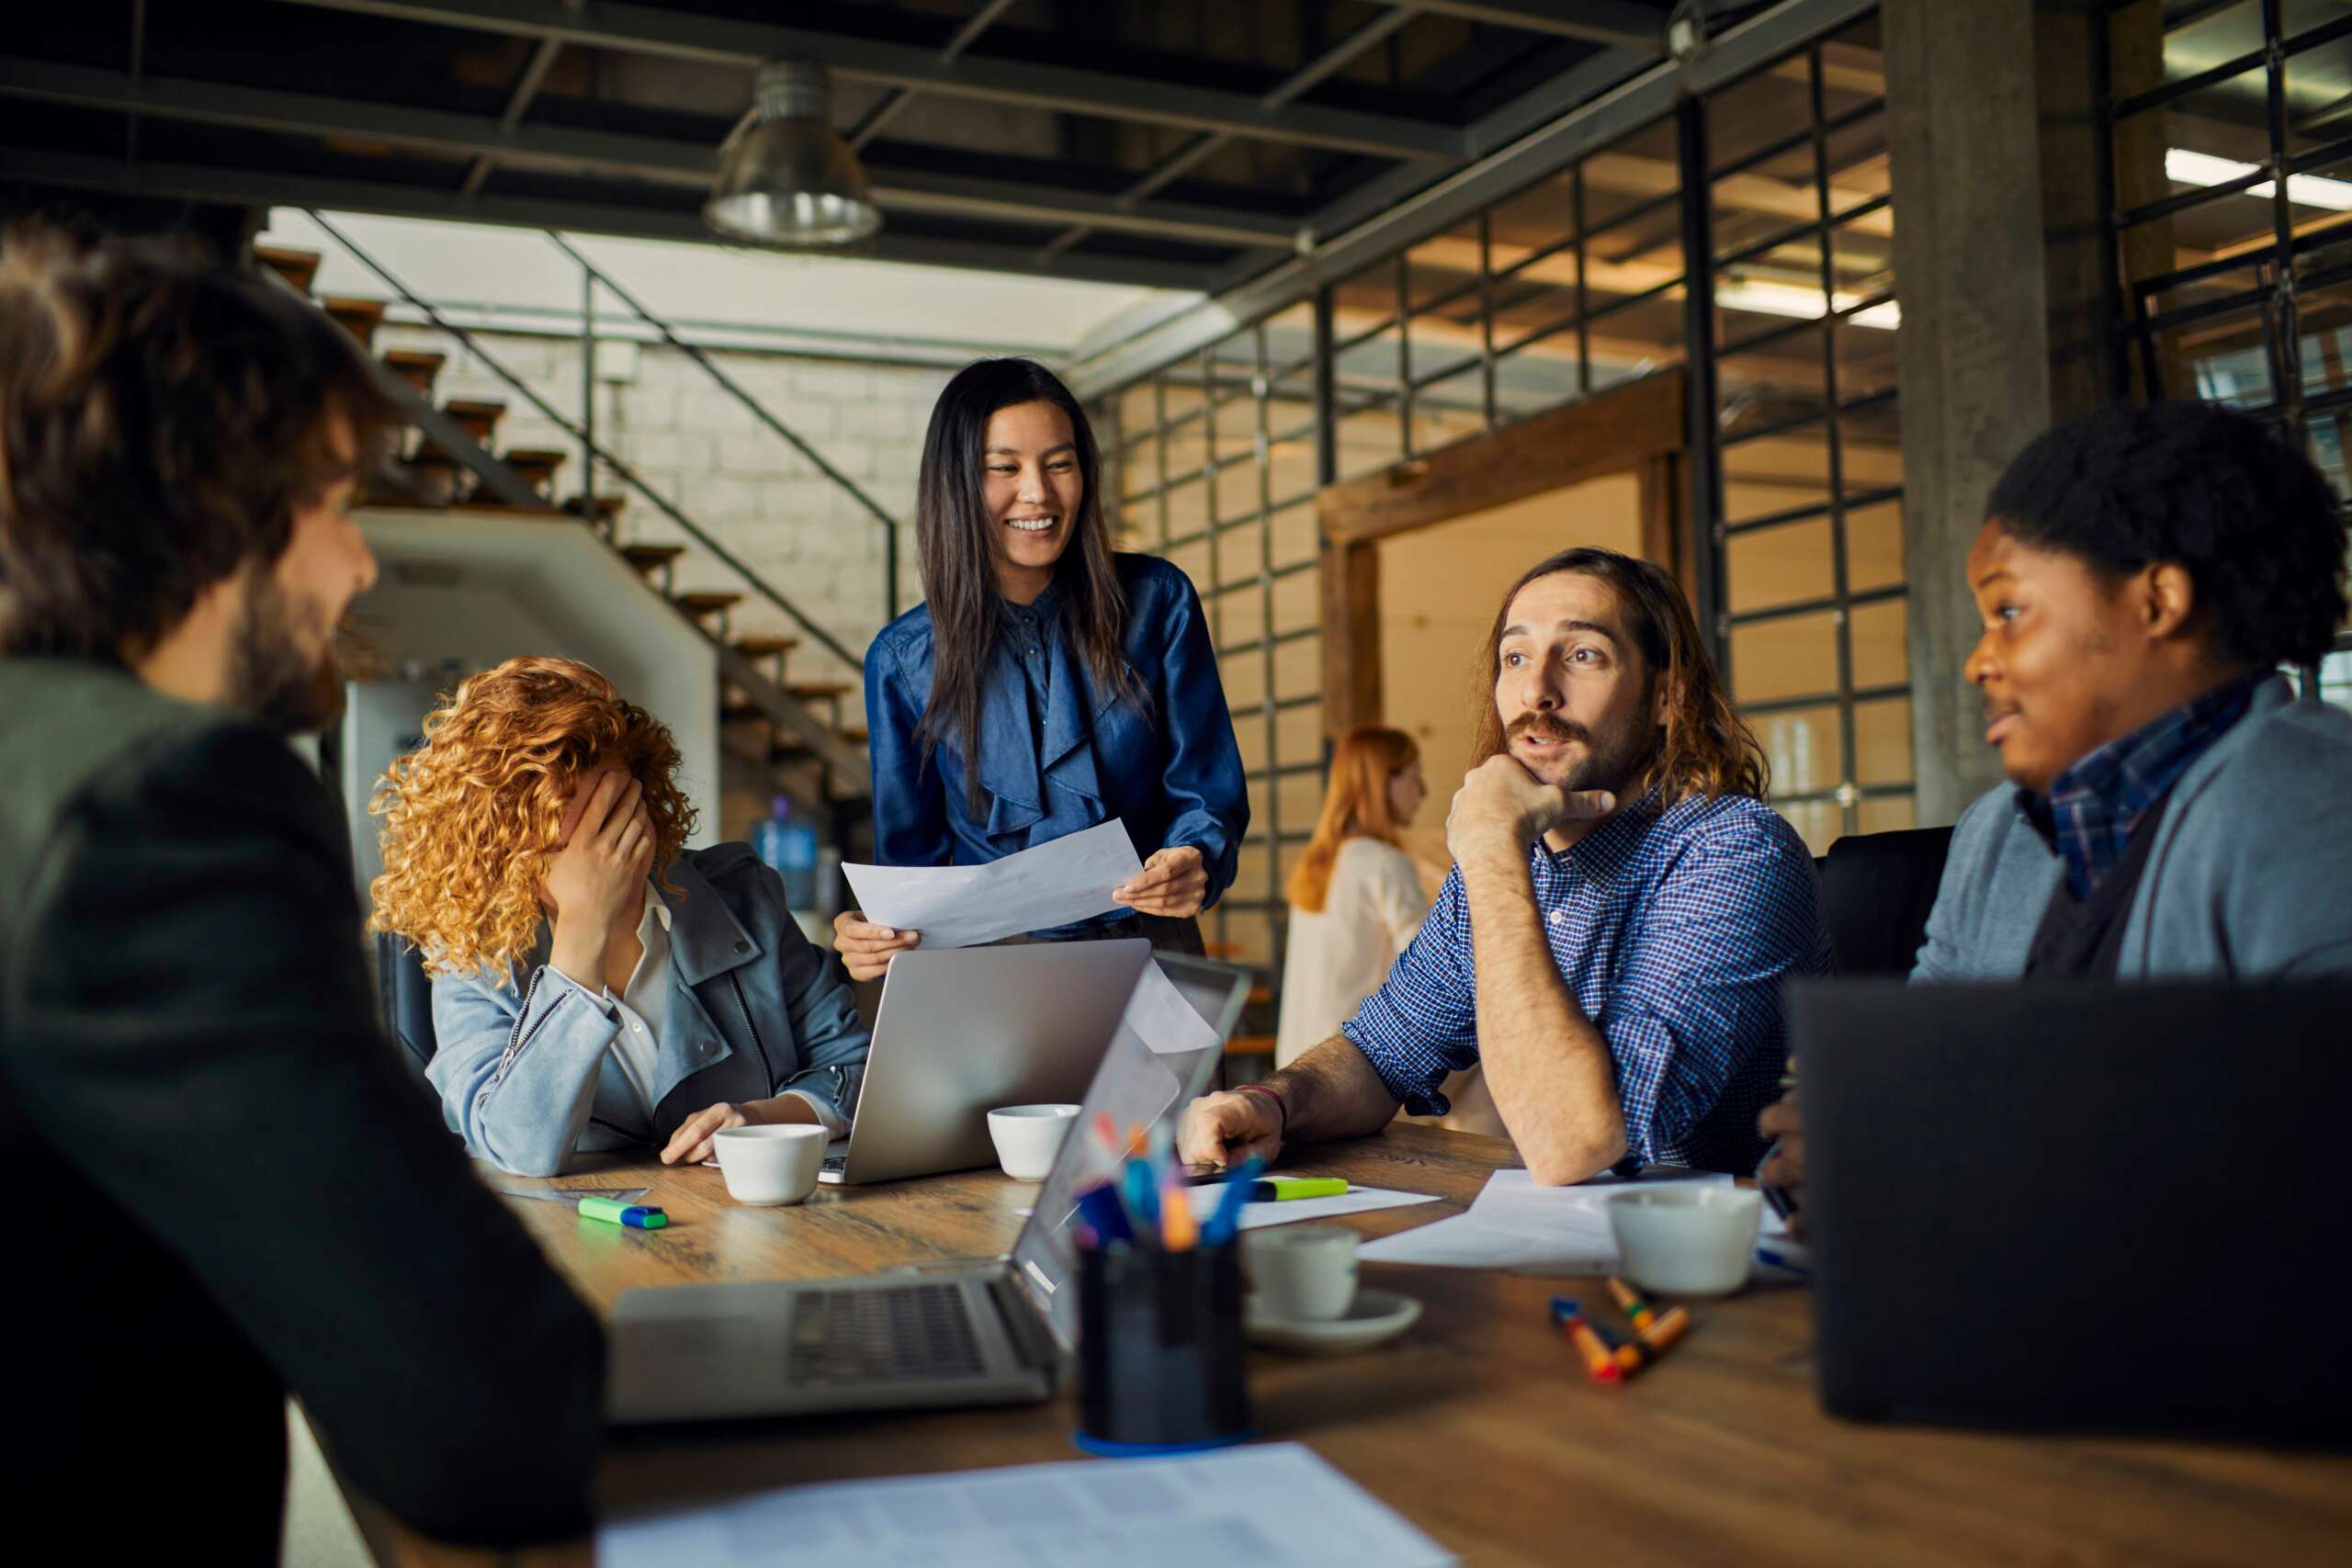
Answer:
[{"left": 1233, "top": 1080, "right": 1290, "bottom": 1139}]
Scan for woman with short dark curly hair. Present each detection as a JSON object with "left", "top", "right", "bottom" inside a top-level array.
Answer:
[{"left": 373, "top": 655, "right": 869, "bottom": 1177}]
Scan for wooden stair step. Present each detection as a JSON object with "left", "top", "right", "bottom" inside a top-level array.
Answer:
[
  {"left": 785, "top": 680, "right": 853, "bottom": 702},
  {"left": 674, "top": 591, "right": 742, "bottom": 619},
  {"left": 496, "top": 447, "right": 567, "bottom": 495},
  {"left": 620, "top": 543, "right": 687, "bottom": 574},
  {"left": 321, "top": 295, "right": 387, "bottom": 351},
  {"left": 563, "top": 492, "right": 627, "bottom": 525},
  {"left": 442, "top": 398, "right": 507, "bottom": 446},
  {"left": 719, "top": 700, "right": 767, "bottom": 725},
  {"left": 1223, "top": 1032, "right": 1276, "bottom": 1058},
  {"left": 734, "top": 635, "right": 800, "bottom": 658},
  {"left": 380, "top": 348, "right": 446, "bottom": 400},
  {"left": 255, "top": 244, "right": 322, "bottom": 297},
  {"left": 769, "top": 724, "right": 866, "bottom": 757}
]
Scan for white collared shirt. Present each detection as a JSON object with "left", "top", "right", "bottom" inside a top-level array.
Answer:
[{"left": 556, "top": 883, "right": 847, "bottom": 1137}]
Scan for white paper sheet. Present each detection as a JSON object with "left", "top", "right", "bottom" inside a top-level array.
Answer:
[
  {"left": 1179, "top": 1180, "right": 1441, "bottom": 1231},
  {"left": 1359, "top": 1168, "right": 1731, "bottom": 1273},
  {"left": 1125, "top": 956, "right": 1221, "bottom": 1055},
  {"left": 842, "top": 819, "right": 1143, "bottom": 952},
  {"left": 598, "top": 1441, "right": 1454, "bottom": 1568}
]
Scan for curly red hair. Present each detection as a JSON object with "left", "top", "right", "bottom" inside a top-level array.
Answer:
[{"left": 368, "top": 656, "right": 698, "bottom": 984}]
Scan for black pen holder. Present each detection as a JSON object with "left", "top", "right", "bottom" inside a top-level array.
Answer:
[{"left": 1074, "top": 1236, "right": 1253, "bottom": 1456}]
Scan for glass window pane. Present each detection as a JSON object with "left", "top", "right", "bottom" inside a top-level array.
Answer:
[
  {"left": 1216, "top": 520, "right": 1264, "bottom": 589},
  {"left": 1490, "top": 173, "right": 1572, "bottom": 264},
  {"left": 1582, "top": 118, "right": 1680, "bottom": 231},
  {"left": 1412, "top": 365, "right": 1488, "bottom": 454},
  {"left": 1754, "top": 703, "right": 1844, "bottom": 796},
  {"left": 1724, "top": 423, "right": 1831, "bottom": 526},
  {"left": 1165, "top": 476, "right": 1208, "bottom": 541},
  {"left": 1707, "top": 57, "right": 1815, "bottom": 175},
  {"left": 1121, "top": 433, "right": 1161, "bottom": 500},
  {"left": 1215, "top": 457, "right": 1261, "bottom": 526},
  {"left": 1777, "top": 799, "right": 1840, "bottom": 858},
  {"left": 1336, "top": 394, "right": 1404, "bottom": 480},
  {"left": 1493, "top": 339, "right": 1584, "bottom": 420},
  {"left": 1271, "top": 502, "right": 1318, "bottom": 569},
  {"left": 1276, "top": 771, "right": 1322, "bottom": 834},
  {"left": 1726, "top": 514, "right": 1835, "bottom": 614},
  {"left": 1731, "top": 608, "right": 1838, "bottom": 704},
  {"left": 1222, "top": 645, "right": 1267, "bottom": 711},
  {"left": 1850, "top": 596, "right": 1909, "bottom": 688},
  {"left": 1407, "top": 220, "right": 1482, "bottom": 311},
  {"left": 1853, "top": 694, "right": 1912, "bottom": 784},
  {"left": 1219, "top": 582, "right": 1266, "bottom": 647},
  {"left": 1213, "top": 391, "right": 1258, "bottom": 450},
  {"left": 1276, "top": 698, "right": 1324, "bottom": 765},
  {"left": 1272, "top": 566, "right": 1317, "bottom": 634},
  {"left": 1856, "top": 794, "right": 1916, "bottom": 836},
  {"left": 1845, "top": 496, "right": 1905, "bottom": 594},
  {"left": 1273, "top": 637, "right": 1319, "bottom": 701}
]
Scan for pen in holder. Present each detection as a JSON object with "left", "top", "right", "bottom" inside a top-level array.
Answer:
[{"left": 1074, "top": 1234, "right": 1253, "bottom": 1456}]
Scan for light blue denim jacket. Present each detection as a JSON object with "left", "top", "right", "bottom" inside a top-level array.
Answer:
[{"left": 426, "top": 843, "right": 868, "bottom": 1176}]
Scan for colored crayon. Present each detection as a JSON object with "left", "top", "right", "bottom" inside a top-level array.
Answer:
[
  {"left": 1606, "top": 1276, "right": 1657, "bottom": 1330},
  {"left": 1549, "top": 1298, "right": 1623, "bottom": 1384}
]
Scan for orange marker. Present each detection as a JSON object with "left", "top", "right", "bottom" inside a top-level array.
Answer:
[
  {"left": 1606, "top": 1276, "right": 1657, "bottom": 1330},
  {"left": 1609, "top": 1303, "right": 1692, "bottom": 1376},
  {"left": 1159, "top": 1163, "right": 1198, "bottom": 1252},
  {"left": 1549, "top": 1298, "right": 1623, "bottom": 1384}
]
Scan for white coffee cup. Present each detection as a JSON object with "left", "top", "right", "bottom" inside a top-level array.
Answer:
[
  {"left": 1608, "top": 1186, "right": 1763, "bottom": 1296},
  {"left": 712, "top": 1123, "right": 829, "bottom": 1206},
  {"left": 1247, "top": 1224, "right": 1359, "bottom": 1321},
  {"left": 987, "top": 1103, "right": 1080, "bottom": 1181}
]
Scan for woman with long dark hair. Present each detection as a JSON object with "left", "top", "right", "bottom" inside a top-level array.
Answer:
[{"left": 834, "top": 357, "right": 1248, "bottom": 977}]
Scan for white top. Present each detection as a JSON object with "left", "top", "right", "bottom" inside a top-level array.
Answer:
[
  {"left": 1276, "top": 838, "right": 1431, "bottom": 1067},
  {"left": 555, "top": 884, "right": 847, "bottom": 1136}
]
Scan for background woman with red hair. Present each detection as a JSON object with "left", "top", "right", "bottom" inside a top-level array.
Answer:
[
  {"left": 371, "top": 656, "right": 868, "bottom": 1177},
  {"left": 1275, "top": 727, "right": 1430, "bottom": 1067}
]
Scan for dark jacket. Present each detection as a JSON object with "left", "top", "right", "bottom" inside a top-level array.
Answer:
[
  {"left": 864, "top": 553, "right": 1250, "bottom": 932},
  {"left": 0, "top": 659, "right": 605, "bottom": 1559},
  {"left": 427, "top": 843, "right": 870, "bottom": 1177}
]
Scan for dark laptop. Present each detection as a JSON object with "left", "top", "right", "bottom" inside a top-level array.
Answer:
[{"left": 1791, "top": 980, "right": 2352, "bottom": 1444}]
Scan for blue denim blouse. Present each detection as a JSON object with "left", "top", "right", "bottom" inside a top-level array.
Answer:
[{"left": 863, "top": 553, "right": 1249, "bottom": 935}]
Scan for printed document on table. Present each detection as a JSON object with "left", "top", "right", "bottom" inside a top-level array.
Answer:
[
  {"left": 598, "top": 1440, "right": 1455, "bottom": 1568},
  {"left": 842, "top": 818, "right": 1143, "bottom": 951},
  {"left": 1361, "top": 1168, "right": 1730, "bottom": 1272},
  {"left": 1180, "top": 1181, "right": 1441, "bottom": 1231}
]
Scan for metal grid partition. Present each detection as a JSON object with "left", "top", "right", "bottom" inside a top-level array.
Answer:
[
  {"left": 1702, "top": 11, "right": 1910, "bottom": 852},
  {"left": 1104, "top": 301, "right": 1326, "bottom": 971},
  {"left": 2103, "top": 0, "right": 2352, "bottom": 707},
  {"left": 1103, "top": 4, "right": 1906, "bottom": 969}
]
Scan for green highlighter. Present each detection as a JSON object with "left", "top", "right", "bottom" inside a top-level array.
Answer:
[
  {"left": 1249, "top": 1177, "right": 1349, "bottom": 1201},
  {"left": 578, "top": 1196, "right": 667, "bottom": 1229}
]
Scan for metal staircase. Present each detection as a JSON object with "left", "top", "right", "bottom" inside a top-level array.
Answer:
[{"left": 254, "top": 219, "right": 885, "bottom": 855}]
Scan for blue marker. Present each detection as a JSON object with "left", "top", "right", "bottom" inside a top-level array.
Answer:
[{"left": 1202, "top": 1155, "right": 1264, "bottom": 1244}]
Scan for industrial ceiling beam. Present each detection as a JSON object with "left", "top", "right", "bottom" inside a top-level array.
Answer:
[
  {"left": 847, "top": 0, "right": 1019, "bottom": 151},
  {"left": 260, "top": 0, "right": 1463, "bottom": 161},
  {"left": 0, "top": 149, "right": 1227, "bottom": 292},
  {"left": 1363, "top": 0, "right": 1667, "bottom": 50},
  {"left": 458, "top": 34, "right": 563, "bottom": 198},
  {"left": 1069, "top": 0, "right": 1880, "bottom": 396},
  {"left": 0, "top": 58, "right": 1295, "bottom": 250}
]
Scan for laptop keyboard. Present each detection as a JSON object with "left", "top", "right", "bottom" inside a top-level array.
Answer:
[
  {"left": 785, "top": 1282, "right": 987, "bottom": 1386},
  {"left": 821, "top": 1152, "right": 846, "bottom": 1174}
]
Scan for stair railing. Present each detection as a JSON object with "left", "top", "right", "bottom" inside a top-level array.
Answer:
[
  {"left": 303, "top": 209, "right": 865, "bottom": 675},
  {"left": 541, "top": 230, "right": 904, "bottom": 622}
]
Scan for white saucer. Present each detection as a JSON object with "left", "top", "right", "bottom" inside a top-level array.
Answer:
[{"left": 1245, "top": 1288, "right": 1421, "bottom": 1355}]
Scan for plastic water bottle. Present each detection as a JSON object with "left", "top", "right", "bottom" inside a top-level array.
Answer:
[{"left": 752, "top": 796, "right": 820, "bottom": 910}]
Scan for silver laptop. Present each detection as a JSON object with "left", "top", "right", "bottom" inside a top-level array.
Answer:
[
  {"left": 607, "top": 952, "right": 1250, "bottom": 1425},
  {"left": 819, "top": 940, "right": 1154, "bottom": 1187}
]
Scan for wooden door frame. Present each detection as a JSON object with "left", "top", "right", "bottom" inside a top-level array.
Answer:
[{"left": 1316, "top": 367, "right": 1690, "bottom": 738}]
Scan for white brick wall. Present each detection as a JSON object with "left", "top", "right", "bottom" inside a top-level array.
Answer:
[{"left": 376, "top": 323, "right": 950, "bottom": 705}]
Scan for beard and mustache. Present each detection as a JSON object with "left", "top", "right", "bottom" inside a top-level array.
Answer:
[
  {"left": 226, "top": 563, "right": 345, "bottom": 734},
  {"left": 1505, "top": 705, "right": 1655, "bottom": 795}
]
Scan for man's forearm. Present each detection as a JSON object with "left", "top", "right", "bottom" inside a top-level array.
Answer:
[
  {"left": 1457, "top": 841, "right": 1625, "bottom": 1183},
  {"left": 1264, "top": 1035, "right": 1399, "bottom": 1143}
]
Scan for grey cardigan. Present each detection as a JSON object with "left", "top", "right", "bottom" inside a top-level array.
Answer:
[
  {"left": 1913, "top": 677, "right": 2352, "bottom": 982},
  {"left": 427, "top": 843, "right": 868, "bottom": 1176}
]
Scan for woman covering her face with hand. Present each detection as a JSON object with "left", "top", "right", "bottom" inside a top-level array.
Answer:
[
  {"left": 371, "top": 656, "right": 868, "bottom": 1177},
  {"left": 834, "top": 357, "right": 1249, "bottom": 979}
]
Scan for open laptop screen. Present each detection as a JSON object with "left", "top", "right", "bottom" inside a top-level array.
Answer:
[{"left": 1009, "top": 953, "right": 1250, "bottom": 1348}]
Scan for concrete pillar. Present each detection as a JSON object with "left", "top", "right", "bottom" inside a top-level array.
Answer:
[{"left": 1883, "top": 0, "right": 2152, "bottom": 824}]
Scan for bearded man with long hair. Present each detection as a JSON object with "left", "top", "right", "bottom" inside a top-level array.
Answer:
[{"left": 1183, "top": 547, "right": 1828, "bottom": 1184}]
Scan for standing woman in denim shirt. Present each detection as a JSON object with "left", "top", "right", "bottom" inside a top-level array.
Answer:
[{"left": 833, "top": 357, "right": 1249, "bottom": 979}]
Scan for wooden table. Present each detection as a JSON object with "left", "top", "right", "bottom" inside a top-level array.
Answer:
[{"left": 345, "top": 1124, "right": 2352, "bottom": 1566}]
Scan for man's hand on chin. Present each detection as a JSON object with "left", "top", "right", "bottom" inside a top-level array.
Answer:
[{"left": 1446, "top": 754, "right": 1614, "bottom": 863}]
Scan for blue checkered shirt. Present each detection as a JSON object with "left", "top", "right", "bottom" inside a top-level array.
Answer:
[
  {"left": 1340, "top": 789, "right": 1827, "bottom": 1173},
  {"left": 2024, "top": 671, "right": 2265, "bottom": 899}
]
